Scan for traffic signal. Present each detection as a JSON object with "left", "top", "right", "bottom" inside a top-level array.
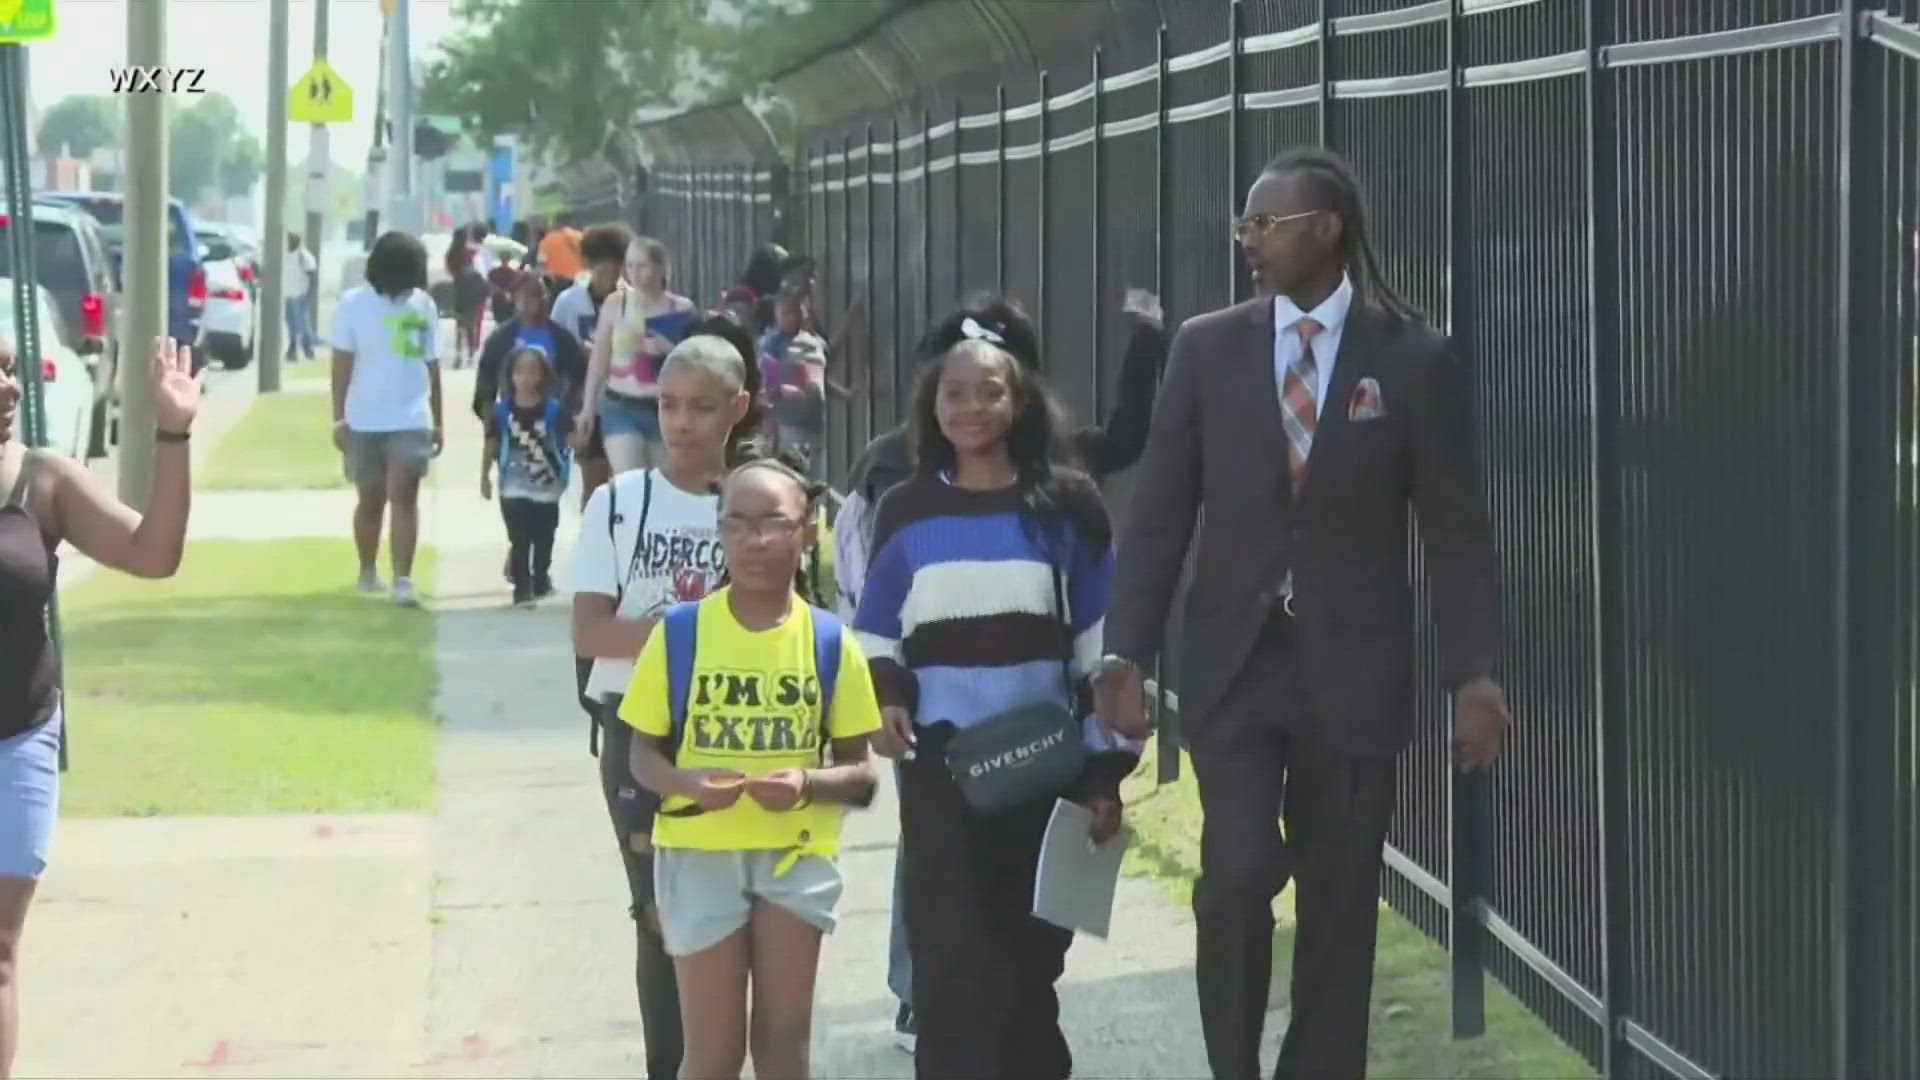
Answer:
[{"left": 414, "top": 121, "right": 454, "bottom": 161}]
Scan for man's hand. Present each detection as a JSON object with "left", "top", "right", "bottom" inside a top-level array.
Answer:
[
  {"left": 680, "top": 769, "right": 748, "bottom": 810},
  {"left": 479, "top": 471, "right": 493, "bottom": 500},
  {"left": 331, "top": 419, "right": 350, "bottom": 452},
  {"left": 1083, "top": 794, "right": 1124, "bottom": 845},
  {"left": 1094, "top": 658, "right": 1150, "bottom": 739},
  {"left": 1454, "top": 677, "right": 1511, "bottom": 772},
  {"left": 431, "top": 426, "right": 445, "bottom": 457},
  {"left": 626, "top": 830, "right": 653, "bottom": 855},
  {"left": 746, "top": 768, "right": 809, "bottom": 812},
  {"left": 570, "top": 413, "right": 593, "bottom": 449},
  {"left": 871, "top": 706, "right": 917, "bottom": 760}
]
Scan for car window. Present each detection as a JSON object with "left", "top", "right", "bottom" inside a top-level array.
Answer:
[
  {"left": 0, "top": 222, "right": 88, "bottom": 292},
  {"left": 69, "top": 199, "right": 189, "bottom": 254}
]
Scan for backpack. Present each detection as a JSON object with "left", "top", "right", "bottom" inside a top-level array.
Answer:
[
  {"left": 642, "top": 599, "right": 845, "bottom": 821},
  {"left": 493, "top": 397, "right": 571, "bottom": 491}
]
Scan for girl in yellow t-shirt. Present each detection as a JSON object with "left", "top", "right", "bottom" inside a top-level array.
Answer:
[{"left": 621, "top": 458, "right": 880, "bottom": 1080}]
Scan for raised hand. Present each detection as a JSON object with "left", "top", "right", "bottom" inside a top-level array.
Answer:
[{"left": 150, "top": 337, "right": 200, "bottom": 432}]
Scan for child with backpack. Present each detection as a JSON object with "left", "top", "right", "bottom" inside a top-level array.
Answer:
[
  {"left": 481, "top": 345, "right": 572, "bottom": 606},
  {"left": 621, "top": 455, "right": 880, "bottom": 1080}
]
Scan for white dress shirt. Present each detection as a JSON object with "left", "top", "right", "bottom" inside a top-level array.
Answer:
[{"left": 1271, "top": 273, "right": 1354, "bottom": 419}]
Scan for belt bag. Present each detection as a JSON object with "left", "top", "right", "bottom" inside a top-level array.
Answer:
[
  {"left": 943, "top": 701, "right": 1086, "bottom": 814},
  {"left": 941, "top": 557, "right": 1087, "bottom": 813}
]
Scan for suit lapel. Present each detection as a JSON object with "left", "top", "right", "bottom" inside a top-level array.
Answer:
[{"left": 1234, "top": 298, "right": 1296, "bottom": 475}]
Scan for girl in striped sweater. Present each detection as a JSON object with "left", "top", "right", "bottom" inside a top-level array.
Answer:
[{"left": 853, "top": 302, "right": 1143, "bottom": 1080}]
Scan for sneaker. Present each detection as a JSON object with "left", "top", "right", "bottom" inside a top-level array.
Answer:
[
  {"left": 512, "top": 584, "right": 535, "bottom": 609},
  {"left": 356, "top": 568, "right": 383, "bottom": 594},
  {"left": 392, "top": 577, "right": 421, "bottom": 607},
  {"left": 533, "top": 573, "right": 555, "bottom": 600},
  {"left": 893, "top": 1003, "right": 916, "bottom": 1054}
]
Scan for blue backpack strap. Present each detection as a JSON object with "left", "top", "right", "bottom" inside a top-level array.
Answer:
[
  {"left": 493, "top": 399, "right": 512, "bottom": 472},
  {"left": 810, "top": 608, "right": 843, "bottom": 758},
  {"left": 543, "top": 397, "right": 570, "bottom": 486},
  {"left": 662, "top": 602, "right": 702, "bottom": 755}
]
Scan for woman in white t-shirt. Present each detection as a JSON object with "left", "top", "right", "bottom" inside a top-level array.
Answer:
[
  {"left": 567, "top": 322, "right": 765, "bottom": 1080},
  {"left": 574, "top": 237, "right": 697, "bottom": 474}
]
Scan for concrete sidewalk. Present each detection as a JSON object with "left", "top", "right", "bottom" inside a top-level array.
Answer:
[{"left": 19, "top": 370, "right": 1263, "bottom": 1077}]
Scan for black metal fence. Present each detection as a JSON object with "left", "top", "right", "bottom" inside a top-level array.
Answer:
[{"left": 635, "top": 2, "right": 1920, "bottom": 1076}]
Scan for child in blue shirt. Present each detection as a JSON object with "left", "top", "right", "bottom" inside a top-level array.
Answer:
[{"left": 481, "top": 344, "right": 573, "bottom": 606}]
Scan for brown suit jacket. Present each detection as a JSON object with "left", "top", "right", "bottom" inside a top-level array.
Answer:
[{"left": 1106, "top": 296, "right": 1502, "bottom": 757}]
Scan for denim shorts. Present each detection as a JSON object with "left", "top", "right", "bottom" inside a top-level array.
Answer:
[
  {"left": 653, "top": 848, "right": 843, "bottom": 957},
  {"left": 599, "top": 390, "right": 662, "bottom": 441},
  {"left": 343, "top": 429, "right": 434, "bottom": 488},
  {"left": 0, "top": 708, "right": 61, "bottom": 880}
]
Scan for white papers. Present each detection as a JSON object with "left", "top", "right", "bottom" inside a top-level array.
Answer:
[{"left": 1032, "top": 798, "right": 1129, "bottom": 939}]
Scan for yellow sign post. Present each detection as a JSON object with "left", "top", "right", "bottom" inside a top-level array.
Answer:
[
  {"left": 0, "top": 0, "right": 56, "bottom": 43},
  {"left": 290, "top": 58, "right": 352, "bottom": 124}
]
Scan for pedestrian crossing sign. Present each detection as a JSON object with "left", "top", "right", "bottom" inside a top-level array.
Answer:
[
  {"left": 290, "top": 59, "right": 353, "bottom": 125},
  {"left": 0, "top": 0, "right": 56, "bottom": 43}
]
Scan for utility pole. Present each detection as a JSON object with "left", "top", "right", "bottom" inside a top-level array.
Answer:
[
  {"left": 120, "top": 0, "right": 167, "bottom": 507},
  {"left": 304, "top": 0, "right": 329, "bottom": 255},
  {"left": 388, "top": 0, "right": 415, "bottom": 234},
  {"left": 258, "top": 0, "right": 289, "bottom": 392}
]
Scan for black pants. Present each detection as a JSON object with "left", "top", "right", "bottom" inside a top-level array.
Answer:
[
  {"left": 597, "top": 706, "right": 683, "bottom": 1080},
  {"left": 1189, "top": 615, "right": 1398, "bottom": 1080},
  {"left": 899, "top": 752, "right": 1074, "bottom": 1080},
  {"left": 499, "top": 497, "right": 559, "bottom": 590}
]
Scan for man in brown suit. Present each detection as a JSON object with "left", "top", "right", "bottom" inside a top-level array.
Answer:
[{"left": 1096, "top": 147, "right": 1511, "bottom": 1078}]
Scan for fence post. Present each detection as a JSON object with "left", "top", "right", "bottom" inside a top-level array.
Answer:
[
  {"left": 841, "top": 134, "right": 858, "bottom": 445},
  {"left": 1316, "top": 0, "right": 1333, "bottom": 145},
  {"left": 1228, "top": 0, "right": 1245, "bottom": 306},
  {"left": 1583, "top": 0, "right": 1630, "bottom": 1074},
  {"left": 887, "top": 116, "right": 900, "bottom": 428},
  {"left": 996, "top": 84, "right": 1008, "bottom": 293},
  {"left": 1037, "top": 69, "right": 1050, "bottom": 347},
  {"left": 953, "top": 99, "right": 964, "bottom": 299},
  {"left": 1092, "top": 45, "right": 1106, "bottom": 417},
  {"left": 864, "top": 121, "right": 878, "bottom": 424},
  {"left": 1153, "top": 21, "right": 1179, "bottom": 785},
  {"left": 921, "top": 105, "right": 933, "bottom": 347},
  {"left": 1444, "top": 0, "right": 1487, "bottom": 1042}
]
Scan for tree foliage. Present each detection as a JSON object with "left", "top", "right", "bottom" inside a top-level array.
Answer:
[
  {"left": 35, "top": 95, "right": 122, "bottom": 159},
  {"left": 421, "top": 0, "right": 898, "bottom": 165},
  {"left": 169, "top": 93, "right": 263, "bottom": 201}
]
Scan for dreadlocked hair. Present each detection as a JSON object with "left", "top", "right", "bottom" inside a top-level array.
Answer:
[
  {"left": 1261, "top": 147, "right": 1426, "bottom": 325},
  {"left": 715, "top": 445, "right": 834, "bottom": 608}
]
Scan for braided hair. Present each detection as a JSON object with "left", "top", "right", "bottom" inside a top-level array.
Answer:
[
  {"left": 718, "top": 447, "right": 835, "bottom": 608},
  {"left": 1261, "top": 147, "right": 1425, "bottom": 324}
]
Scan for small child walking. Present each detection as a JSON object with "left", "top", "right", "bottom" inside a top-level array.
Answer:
[
  {"left": 481, "top": 345, "right": 572, "bottom": 606},
  {"left": 621, "top": 457, "right": 881, "bottom": 1080}
]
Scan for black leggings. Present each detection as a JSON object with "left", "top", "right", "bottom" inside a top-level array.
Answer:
[
  {"left": 596, "top": 706, "right": 683, "bottom": 1080},
  {"left": 499, "top": 497, "right": 558, "bottom": 588}
]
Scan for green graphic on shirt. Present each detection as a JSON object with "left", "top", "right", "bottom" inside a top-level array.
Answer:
[{"left": 383, "top": 310, "right": 432, "bottom": 361}]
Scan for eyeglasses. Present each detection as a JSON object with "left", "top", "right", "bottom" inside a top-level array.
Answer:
[
  {"left": 719, "top": 515, "right": 805, "bottom": 542},
  {"left": 1231, "top": 209, "right": 1323, "bottom": 242}
]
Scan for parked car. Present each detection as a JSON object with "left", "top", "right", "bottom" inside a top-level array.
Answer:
[
  {"left": 1, "top": 201, "right": 121, "bottom": 458},
  {"left": 0, "top": 278, "right": 93, "bottom": 460},
  {"left": 197, "top": 222, "right": 259, "bottom": 301},
  {"left": 36, "top": 191, "right": 207, "bottom": 373},
  {"left": 194, "top": 231, "right": 255, "bottom": 369}
]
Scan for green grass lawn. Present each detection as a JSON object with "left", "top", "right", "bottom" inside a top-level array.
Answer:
[
  {"left": 201, "top": 387, "right": 344, "bottom": 491},
  {"left": 1120, "top": 743, "right": 1597, "bottom": 1080},
  {"left": 57, "top": 537, "right": 438, "bottom": 816}
]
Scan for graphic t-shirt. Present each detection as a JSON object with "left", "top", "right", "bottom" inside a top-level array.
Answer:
[
  {"left": 329, "top": 285, "right": 440, "bottom": 432},
  {"left": 551, "top": 281, "right": 614, "bottom": 348},
  {"left": 619, "top": 589, "right": 881, "bottom": 854},
  {"left": 567, "top": 468, "right": 725, "bottom": 698},
  {"left": 513, "top": 322, "right": 557, "bottom": 364},
  {"left": 486, "top": 400, "right": 570, "bottom": 503}
]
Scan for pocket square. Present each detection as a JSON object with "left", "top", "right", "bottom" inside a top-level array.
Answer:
[{"left": 1349, "top": 377, "right": 1387, "bottom": 421}]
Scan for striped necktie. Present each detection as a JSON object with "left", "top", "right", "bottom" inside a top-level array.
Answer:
[{"left": 1281, "top": 316, "right": 1322, "bottom": 493}]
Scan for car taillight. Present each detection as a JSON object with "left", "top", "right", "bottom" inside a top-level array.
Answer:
[
  {"left": 80, "top": 293, "right": 106, "bottom": 338},
  {"left": 39, "top": 358, "right": 55, "bottom": 383},
  {"left": 0, "top": 214, "right": 9, "bottom": 227},
  {"left": 187, "top": 266, "right": 207, "bottom": 305},
  {"left": 211, "top": 286, "right": 246, "bottom": 301}
]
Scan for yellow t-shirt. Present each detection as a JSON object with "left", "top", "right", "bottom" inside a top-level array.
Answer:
[{"left": 619, "top": 589, "right": 881, "bottom": 854}]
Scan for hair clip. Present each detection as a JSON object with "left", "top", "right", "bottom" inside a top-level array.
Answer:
[{"left": 960, "top": 316, "right": 1005, "bottom": 346}]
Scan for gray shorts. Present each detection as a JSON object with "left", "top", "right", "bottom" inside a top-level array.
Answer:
[
  {"left": 343, "top": 429, "right": 433, "bottom": 488},
  {"left": 652, "top": 848, "right": 843, "bottom": 957}
]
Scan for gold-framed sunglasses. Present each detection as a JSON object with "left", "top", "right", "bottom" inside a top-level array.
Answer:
[{"left": 1232, "top": 209, "right": 1323, "bottom": 242}]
